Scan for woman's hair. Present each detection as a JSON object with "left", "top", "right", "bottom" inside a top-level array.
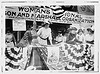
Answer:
[{"left": 42, "top": 22, "right": 50, "bottom": 27}]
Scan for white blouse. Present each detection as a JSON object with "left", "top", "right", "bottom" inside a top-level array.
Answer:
[{"left": 37, "top": 27, "right": 52, "bottom": 40}]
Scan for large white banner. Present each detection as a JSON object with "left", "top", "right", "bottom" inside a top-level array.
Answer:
[
  {"left": 6, "top": 6, "right": 94, "bottom": 26},
  {"left": 5, "top": 6, "right": 52, "bottom": 20}
]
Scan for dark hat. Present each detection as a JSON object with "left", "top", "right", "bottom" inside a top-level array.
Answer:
[
  {"left": 68, "top": 27, "right": 77, "bottom": 31},
  {"left": 87, "top": 28, "right": 93, "bottom": 33}
]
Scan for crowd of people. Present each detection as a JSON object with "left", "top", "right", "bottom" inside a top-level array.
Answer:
[
  {"left": 55, "top": 26, "right": 94, "bottom": 45},
  {"left": 5, "top": 19, "right": 94, "bottom": 70},
  {"left": 5, "top": 19, "right": 94, "bottom": 48}
]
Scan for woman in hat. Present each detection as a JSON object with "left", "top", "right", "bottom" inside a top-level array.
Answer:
[
  {"left": 17, "top": 26, "right": 39, "bottom": 69},
  {"left": 19, "top": 26, "right": 38, "bottom": 47},
  {"left": 37, "top": 20, "right": 52, "bottom": 45},
  {"left": 65, "top": 27, "right": 77, "bottom": 44}
]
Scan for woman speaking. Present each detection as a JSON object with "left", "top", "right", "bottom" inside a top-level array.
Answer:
[{"left": 37, "top": 20, "right": 53, "bottom": 45}]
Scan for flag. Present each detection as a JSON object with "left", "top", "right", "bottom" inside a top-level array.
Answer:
[{"left": 77, "top": 5, "right": 94, "bottom": 15}]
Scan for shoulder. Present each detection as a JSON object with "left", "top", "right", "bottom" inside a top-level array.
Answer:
[
  {"left": 39, "top": 27, "right": 44, "bottom": 31},
  {"left": 37, "top": 28, "right": 43, "bottom": 33},
  {"left": 48, "top": 28, "right": 51, "bottom": 31}
]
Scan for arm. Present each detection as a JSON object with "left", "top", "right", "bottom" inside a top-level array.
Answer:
[
  {"left": 74, "top": 38, "right": 82, "bottom": 44},
  {"left": 63, "top": 36, "right": 66, "bottom": 43},
  {"left": 55, "top": 36, "right": 58, "bottom": 41},
  {"left": 19, "top": 31, "right": 29, "bottom": 46},
  {"left": 12, "top": 34, "right": 16, "bottom": 45},
  {"left": 37, "top": 28, "right": 42, "bottom": 36},
  {"left": 66, "top": 34, "right": 74, "bottom": 43},
  {"left": 66, "top": 34, "right": 76, "bottom": 44},
  {"left": 66, "top": 34, "right": 70, "bottom": 42},
  {"left": 48, "top": 29, "right": 53, "bottom": 45},
  {"left": 22, "top": 31, "right": 29, "bottom": 40}
]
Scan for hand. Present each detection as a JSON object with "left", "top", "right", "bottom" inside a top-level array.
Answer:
[{"left": 49, "top": 40, "right": 53, "bottom": 45}]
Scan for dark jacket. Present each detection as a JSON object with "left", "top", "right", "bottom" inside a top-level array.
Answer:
[{"left": 66, "top": 33, "right": 82, "bottom": 44}]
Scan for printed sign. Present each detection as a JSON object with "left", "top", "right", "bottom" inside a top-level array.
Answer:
[
  {"left": 47, "top": 46, "right": 59, "bottom": 65},
  {"left": 13, "top": 19, "right": 26, "bottom": 31}
]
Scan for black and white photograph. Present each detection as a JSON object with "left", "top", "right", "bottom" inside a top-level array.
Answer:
[{"left": 1, "top": 0, "right": 99, "bottom": 72}]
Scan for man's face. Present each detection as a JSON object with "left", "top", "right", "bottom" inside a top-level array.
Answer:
[
  {"left": 71, "top": 30, "right": 76, "bottom": 34},
  {"left": 45, "top": 24, "right": 50, "bottom": 28},
  {"left": 58, "top": 33, "right": 62, "bottom": 36}
]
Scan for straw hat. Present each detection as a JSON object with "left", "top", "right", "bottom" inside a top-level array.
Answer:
[
  {"left": 44, "top": 19, "right": 51, "bottom": 24},
  {"left": 42, "top": 19, "right": 52, "bottom": 26}
]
